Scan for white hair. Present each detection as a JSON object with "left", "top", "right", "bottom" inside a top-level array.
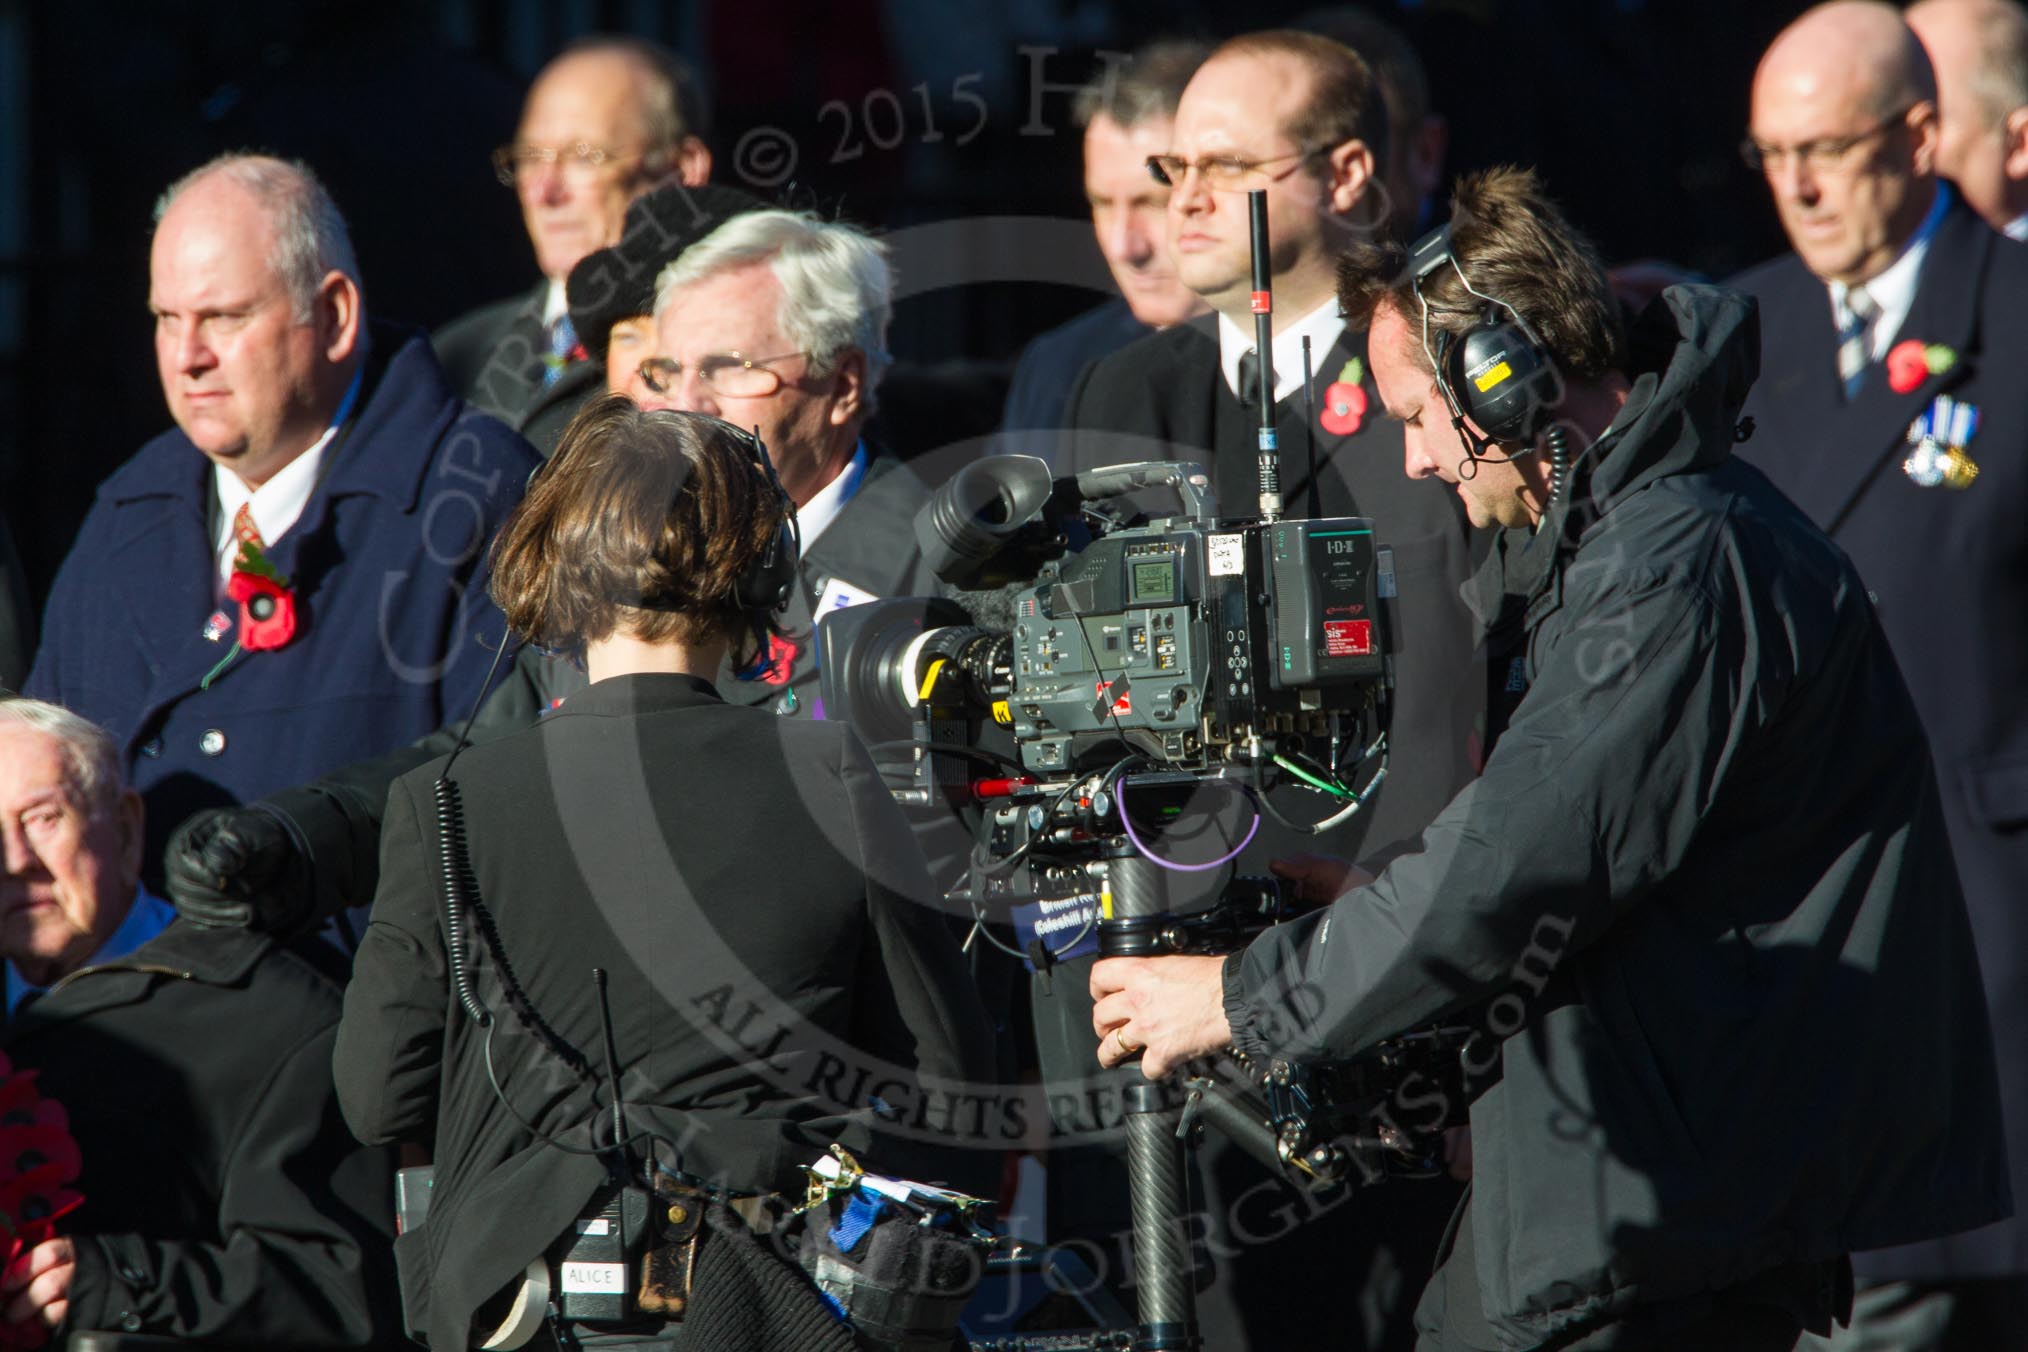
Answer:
[
  {"left": 652, "top": 209, "right": 893, "bottom": 406},
  {"left": 154, "top": 153, "right": 361, "bottom": 323},
  {"left": 0, "top": 698, "right": 125, "bottom": 819}
]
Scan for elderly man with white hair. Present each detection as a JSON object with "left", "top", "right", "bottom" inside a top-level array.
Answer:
[
  {"left": 632, "top": 208, "right": 940, "bottom": 714},
  {"left": 0, "top": 697, "right": 400, "bottom": 1346}
]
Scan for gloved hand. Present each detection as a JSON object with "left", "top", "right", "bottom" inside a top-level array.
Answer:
[{"left": 164, "top": 804, "right": 314, "bottom": 936}]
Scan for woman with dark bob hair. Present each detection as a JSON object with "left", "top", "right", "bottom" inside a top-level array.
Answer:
[{"left": 334, "top": 396, "right": 994, "bottom": 1351}]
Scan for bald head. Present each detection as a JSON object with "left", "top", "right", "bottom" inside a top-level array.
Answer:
[
  {"left": 1750, "top": 2, "right": 1941, "bottom": 284},
  {"left": 1758, "top": 2, "right": 1936, "bottom": 123},
  {"left": 1907, "top": 0, "right": 2028, "bottom": 230},
  {"left": 512, "top": 40, "right": 712, "bottom": 282}
]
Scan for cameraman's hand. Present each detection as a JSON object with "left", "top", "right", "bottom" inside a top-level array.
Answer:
[
  {"left": 1268, "top": 853, "right": 1375, "bottom": 907},
  {"left": 164, "top": 805, "right": 313, "bottom": 935},
  {"left": 1091, "top": 955, "right": 1232, "bottom": 1080}
]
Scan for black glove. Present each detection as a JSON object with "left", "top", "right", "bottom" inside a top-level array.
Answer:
[{"left": 164, "top": 804, "right": 315, "bottom": 936}]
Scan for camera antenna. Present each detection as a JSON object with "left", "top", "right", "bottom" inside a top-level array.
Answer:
[
  {"left": 1249, "top": 188, "right": 1284, "bottom": 523},
  {"left": 1301, "top": 335, "right": 1322, "bottom": 520}
]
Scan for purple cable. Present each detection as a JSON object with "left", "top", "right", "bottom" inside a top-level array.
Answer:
[{"left": 1114, "top": 776, "right": 1260, "bottom": 873}]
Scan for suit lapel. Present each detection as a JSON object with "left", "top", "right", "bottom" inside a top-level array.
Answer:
[
  {"left": 719, "top": 455, "right": 926, "bottom": 712},
  {"left": 1813, "top": 207, "right": 1989, "bottom": 533},
  {"left": 519, "top": 357, "right": 600, "bottom": 436},
  {"left": 99, "top": 471, "right": 241, "bottom": 739},
  {"left": 1757, "top": 204, "right": 1991, "bottom": 533},
  {"left": 1746, "top": 261, "right": 1846, "bottom": 523},
  {"left": 1281, "top": 331, "right": 1369, "bottom": 513}
]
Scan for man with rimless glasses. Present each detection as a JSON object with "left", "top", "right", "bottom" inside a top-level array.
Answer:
[
  {"left": 1060, "top": 30, "right": 1481, "bottom": 878},
  {"left": 435, "top": 37, "right": 712, "bottom": 455},
  {"left": 1054, "top": 28, "right": 1486, "bottom": 1352}
]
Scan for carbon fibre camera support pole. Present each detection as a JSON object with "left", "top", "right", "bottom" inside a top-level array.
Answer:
[
  {"left": 1249, "top": 189, "right": 1283, "bottom": 524},
  {"left": 1106, "top": 848, "right": 1202, "bottom": 1351}
]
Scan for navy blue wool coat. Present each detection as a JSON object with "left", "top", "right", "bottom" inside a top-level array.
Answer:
[{"left": 28, "top": 325, "right": 538, "bottom": 875}]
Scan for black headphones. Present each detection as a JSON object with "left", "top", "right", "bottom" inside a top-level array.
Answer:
[
  {"left": 530, "top": 407, "right": 802, "bottom": 672},
  {"left": 711, "top": 417, "right": 801, "bottom": 616},
  {"left": 682, "top": 415, "right": 801, "bottom": 681},
  {"left": 1407, "top": 224, "right": 1564, "bottom": 462}
]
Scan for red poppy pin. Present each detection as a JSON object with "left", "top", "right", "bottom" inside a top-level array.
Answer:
[
  {"left": 762, "top": 632, "right": 799, "bottom": 686},
  {"left": 1886, "top": 339, "right": 1957, "bottom": 395},
  {"left": 201, "top": 540, "right": 299, "bottom": 689},
  {"left": 1321, "top": 358, "right": 1369, "bottom": 436}
]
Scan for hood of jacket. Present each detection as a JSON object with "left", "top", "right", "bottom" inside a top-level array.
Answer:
[{"left": 1464, "top": 284, "right": 1761, "bottom": 630}]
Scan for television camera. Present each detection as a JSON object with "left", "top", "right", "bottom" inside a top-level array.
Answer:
[
  {"left": 820, "top": 189, "right": 1469, "bottom": 1351},
  {"left": 819, "top": 455, "right": 1470, "bottom": 1351}
]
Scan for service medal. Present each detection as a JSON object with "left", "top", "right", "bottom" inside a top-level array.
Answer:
[{"left": 1902, "top": 394, "right": 1979, "bottom": 490}]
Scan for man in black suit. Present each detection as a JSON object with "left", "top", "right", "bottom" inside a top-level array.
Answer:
[
  {"left": 638, "top": 208, "right": 941, "bottom": 721},
  {"left": 1734, "top": 3, "right": 2028, "bottom": 1345},
  {"left": 1054, "top": 29, "right": 1483, "bottom": 1352},
  {"left": 1063, "top": 27, "right": 1481, "bottom": 903},
  {"left": 991, "top": 40, "right": 1210, "bottom": 466},
  {"left": 435, "top": 37, "right": 712, "bottom": 454}
]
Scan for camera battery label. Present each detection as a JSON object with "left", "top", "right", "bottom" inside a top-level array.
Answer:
[
  {"left": 561, "top": 1262, "right": 627, "bottom": 1294},
  {"left": 1324, "top": 620, "right": 1374, "bottom": 656},
  {"left": 1010, "top": 892, "right": 1102, "bottom": 969},
  {"left": 1208, "top": 533, "right": 1246, "bottom": 577}
]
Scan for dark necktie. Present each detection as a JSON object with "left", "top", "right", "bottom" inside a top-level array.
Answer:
[{"left": 1237, "top": 348, "right": 1266, "bottom": 408}]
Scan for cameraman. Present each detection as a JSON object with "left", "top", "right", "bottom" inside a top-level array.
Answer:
[
  {"left": 1091, "top": 168, "right": 2010, "bottom": 1350},
  {"left": 332, "top": 398, "right": 994, "bottom": 1351}
]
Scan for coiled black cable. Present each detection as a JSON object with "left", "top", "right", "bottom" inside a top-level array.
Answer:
[
  {"left": 436, "top": 776, "right": 491, "bottom": 1027},
  {"left": 435, "top": 773, "right": 597, "bottom": 1082},
  {"left": 1545, "top": 422, "right": 1571, "bottom": 504}
]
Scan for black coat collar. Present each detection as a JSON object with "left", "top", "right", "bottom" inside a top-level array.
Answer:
[
  {"left": 8, "top": 921, "right": 281, "bottom": 1034},
  {"left": 544, "top": 672, "right": 724, "bottom": 721}
]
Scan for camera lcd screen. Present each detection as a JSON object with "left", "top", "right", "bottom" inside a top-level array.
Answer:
[{"left": 1130, "top": 560, "right": 1175, "bottom": 604}]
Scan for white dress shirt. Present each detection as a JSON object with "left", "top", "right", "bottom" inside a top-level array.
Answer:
[
  {"left": 796, "top": 441, "right": 870, "bottom": 552},
  {"left": 1218, "top": 300, "right": 1348, "bottom": 404},
  {"left": 211, "top": 367, "right": 364, "bottom": 592}
]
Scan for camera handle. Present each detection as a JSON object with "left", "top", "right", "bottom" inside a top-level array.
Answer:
[
  {"left": 1104, "top": 849, "right": 1202, "bottom": 1352},
  {"left": 1071, "top": 463, "right": 1220, "bottom": 524}
]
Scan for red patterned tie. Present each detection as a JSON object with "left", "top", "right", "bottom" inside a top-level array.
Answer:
[{"left": 231, "top": 502, "right": 265, "bottom": 555}]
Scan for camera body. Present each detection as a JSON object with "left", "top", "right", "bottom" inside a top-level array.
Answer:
[{"left": 820, "top": 456, "right": 1392, "bottom": 789}]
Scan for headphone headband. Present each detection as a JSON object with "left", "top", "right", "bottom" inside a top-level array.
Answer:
[{"left": 1407, "top": 224, "right": 1563, "bottom": 449}]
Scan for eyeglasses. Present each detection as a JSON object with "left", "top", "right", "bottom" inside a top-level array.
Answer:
[
  {"left": 492, "top": 141, "right": 649, "bottom": 187},
  {"left": 636, "top": 351, "right": 811, "bottom": 399},
  {"left": 1740, "top": 107, "right": 1913, "bottom": 176},
  {"left": 1146, "top": 145, "right": 1331, "bottom": 190}
]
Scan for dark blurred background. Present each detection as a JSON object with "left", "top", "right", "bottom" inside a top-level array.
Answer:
[{"left": 0, "top": 0, "right": 1807, "bottom": 615}]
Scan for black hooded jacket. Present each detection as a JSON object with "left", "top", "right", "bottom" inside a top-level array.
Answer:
[{"left": 1223, "top": 286, "right": 2009, "bottom": 1345}]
